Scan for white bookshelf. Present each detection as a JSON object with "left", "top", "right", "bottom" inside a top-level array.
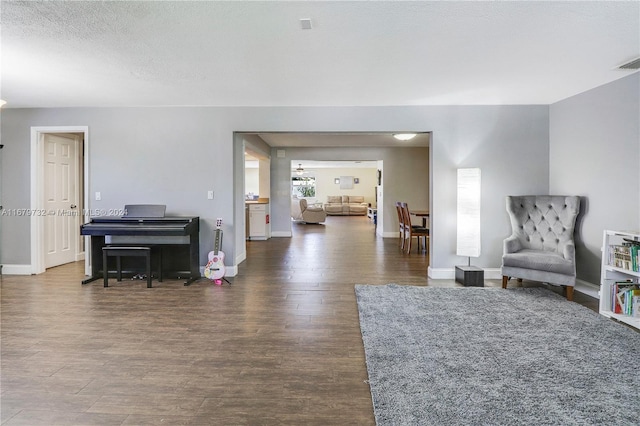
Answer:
[{"left": 599, "top": 230, "right": 640, "bottom": 330}]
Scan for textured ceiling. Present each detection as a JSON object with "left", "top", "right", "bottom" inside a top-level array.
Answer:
[{"left": 1, "top": 1, "right": 639, "bottom": 108}]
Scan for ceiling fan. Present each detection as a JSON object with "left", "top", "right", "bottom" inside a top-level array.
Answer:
[{"left": 295, "top": 163, "right": 305, "bottom": 175}]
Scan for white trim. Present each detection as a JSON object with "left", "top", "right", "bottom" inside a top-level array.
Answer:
[
  {"left": 428, "top": 266, "right": 502, "bottom": 280},
  {"left": 428, "top": 266, "right": 452, "bottom": 279},
  {"left": 235, "top": 251, "right": 246, "bottom": 265},
  {"left": 271, "top": 231, "right": 292, "bottom": 237},
  {"left": 30, "top": 128, "right": 45, "bottom": 274},
  {"left": 2, "top": 264, "right": 33, "bottom": 275},
  {"left": 30, "top": 126, "right": 89, "bottom": 275},
  {"left": 575, "top": 278, "right": 600, "bottom": 299},
  {"left": 226, "top": 265, "right": 237, "bottom": 277},
  {"left": 482, "top": 268, "right": 502, "bottom": 279}
]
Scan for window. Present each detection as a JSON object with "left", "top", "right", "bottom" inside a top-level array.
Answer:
[{"left": 292, "top": 176, "right": 316, "bottom": 198}]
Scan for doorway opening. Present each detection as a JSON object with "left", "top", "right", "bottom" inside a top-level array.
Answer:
[
  {"left": 288, "top": 160, "right": 380, "bottom": 231},
  {"left": 30, "top": 126, "right": 89, "bottom": 274}
]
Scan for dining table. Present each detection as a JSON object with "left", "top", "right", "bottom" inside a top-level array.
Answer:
[{"left": 410, "top": 210, "right": 429, "bottom": 228}]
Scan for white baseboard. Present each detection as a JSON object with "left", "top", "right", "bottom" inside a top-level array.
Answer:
[
  {"left": 271, "top": 231, "right": 292, "bottom": 237},
  {"left": 482, "top": 268, "right": 502, "bottom": 279},
  {"left": 225, "top": 265, "right": 237, "bottom": 277},
  {"left": 428, "top": 267, "right": 452, "bottom": 279},
  {"left": 428, "top": 267, "right": 502, "bottom": 280},
  {"left": 427, "top": 267, "right": 601, "bottom": 299},
  {"left": 380, "top": 231, "right": 398, "bottom": 238},
  {"left": 2, "top": 264, "right": 33, "bottom": 275},
  {"left": 575, "top": 278, "right": 600, "bottom": 299}
]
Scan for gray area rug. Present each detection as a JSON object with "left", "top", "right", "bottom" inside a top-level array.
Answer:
[{"left": 355, "top": 284, "right": 640, "bottom": 426}]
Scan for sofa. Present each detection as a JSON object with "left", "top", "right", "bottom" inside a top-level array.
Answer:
[{"left": 324, "top": 195, "right": 368, "bottom": 215}]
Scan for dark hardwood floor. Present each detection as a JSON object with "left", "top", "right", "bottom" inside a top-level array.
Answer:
[{"left": 1, "top": 216, "right": 598, "bottom": 425}]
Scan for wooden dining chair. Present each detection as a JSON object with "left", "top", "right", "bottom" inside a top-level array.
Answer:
[
  {"left": 395, "top": 202, "right": 406, "bottom": 250},
  {"left": 401, "top": 202, "right": 429, "bottom": 254}
]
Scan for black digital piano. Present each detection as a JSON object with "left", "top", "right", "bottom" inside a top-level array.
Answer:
[{"left": 80, "top": 216, "right": 200, "bottom": 286}]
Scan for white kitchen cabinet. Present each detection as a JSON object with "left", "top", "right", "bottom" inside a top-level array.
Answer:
[{"left": 248, "top": 203, "right": 270, "bottom": 240}]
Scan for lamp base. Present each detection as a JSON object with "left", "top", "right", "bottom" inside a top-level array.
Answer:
[{"left": 455, "top": 265, "right": 484, "bottom": 287}]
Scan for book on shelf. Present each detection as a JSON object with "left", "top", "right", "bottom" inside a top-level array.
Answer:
[
  {"left": 610, "top": 243, "right": 640, "bottom": 271},
  {"left": 633, "top": 292, "right": 640, "bottom": 318},
  {"left": 611, "top": 282, "right": 640, "bottom": 316}
]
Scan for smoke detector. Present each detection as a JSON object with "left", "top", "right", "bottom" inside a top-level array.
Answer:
[{"left": 300, "top": 19, "right": 312, "bottom": 30}]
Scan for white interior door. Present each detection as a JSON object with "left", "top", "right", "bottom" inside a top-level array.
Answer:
[{"left": 44, "top": 134, "right": 78, "bottom": 268}]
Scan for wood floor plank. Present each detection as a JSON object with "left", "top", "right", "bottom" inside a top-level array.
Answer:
[{"left": 0, "top": 215, "right": 597, "bottom": 425}]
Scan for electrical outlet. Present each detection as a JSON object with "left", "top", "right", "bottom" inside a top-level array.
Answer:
[
  {"left": 207, "top": 191, "right": 214, "bottom": 200},
  {"left": 95, "top": 192, "right": 101, "bottom": 201}
]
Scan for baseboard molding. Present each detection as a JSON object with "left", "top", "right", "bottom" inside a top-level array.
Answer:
[
  {"left": 427, "top": 267, "right": 601, "bottom": 299},
  {"left": 428, "top": 267, "right": 502, "bottom": 280},
  {"left": 428, "top": 267, "right": 451, "bottom": 279},
  {"left": 271, "top": 231, "right": 292, "bottom": 237},
  {"left": 225, "top": 265, "right": 237, "bottom": 277},
  {"left": 482, "top": 268, "right": 502, "bottom": 280},
  {"left": 380, "top": 231, "right": 398, "bottom": 238},
  {"left": 575, "top": 278, "right": 600, "bottom": 299},
  {"left": 2, "top": 264, "right": 33, "bottom": 275}
]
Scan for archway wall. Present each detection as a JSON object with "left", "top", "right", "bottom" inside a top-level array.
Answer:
[{"left": 1, "top": 105, "right": 548, "bottom": 275}]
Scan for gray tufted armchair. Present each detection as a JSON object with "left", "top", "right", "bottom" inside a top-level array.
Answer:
[{"left": 501, "top": 195, "right": 580, "bottom": 300}]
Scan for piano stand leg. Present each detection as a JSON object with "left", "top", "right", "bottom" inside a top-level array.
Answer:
[
  {"left": 183, "top": 277, "right": 198, "bottom": 286},
  {"left": 82, "top": 275, "right": 103, "bottom": 285}
]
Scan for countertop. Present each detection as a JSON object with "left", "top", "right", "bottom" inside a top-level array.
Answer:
[{"left": 245, "top": 198, "right": 270, "bottom": 205}]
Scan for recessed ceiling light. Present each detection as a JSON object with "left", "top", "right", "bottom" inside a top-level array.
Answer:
[{"left": 393, "top": 133, "right": 417, "bottom": 141}]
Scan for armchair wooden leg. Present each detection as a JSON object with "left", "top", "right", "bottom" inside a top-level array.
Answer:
[
  {"left": 502, "top": 276, "right": 508, "bottom": 289},
  {"left": 564, "top": 286, "right": 574, "bottom": 301}
]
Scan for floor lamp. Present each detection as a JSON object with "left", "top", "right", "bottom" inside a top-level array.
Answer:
[{"left": 455, "top": 168, "right": 484, "bottom": 286}]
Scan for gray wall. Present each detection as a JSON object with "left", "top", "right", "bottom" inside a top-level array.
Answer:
[
  {"left": 550, "top": 73, "right": 640, "bottom": 285},
  {"left": 1, "top": 105, "right": 549, "bottom": 276},
  {"left": 427, "top": 106, "right": 549, "bottom": 276}
]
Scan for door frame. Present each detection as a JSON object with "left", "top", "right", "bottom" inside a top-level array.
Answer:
[{"left": 30, "top": 126, "right": 89, "bottom": 274}]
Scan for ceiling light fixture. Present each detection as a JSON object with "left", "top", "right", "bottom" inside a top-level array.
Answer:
[
  {"left": 295, "top": 163, "right": 305, "bottom": 175},
  {"left": 393, "top": 133, "right": 417, "bottom": 141}
]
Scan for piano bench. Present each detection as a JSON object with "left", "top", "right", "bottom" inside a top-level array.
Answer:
[{"left": 102, "top": 246, "right": 162, "bottom": 288}]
